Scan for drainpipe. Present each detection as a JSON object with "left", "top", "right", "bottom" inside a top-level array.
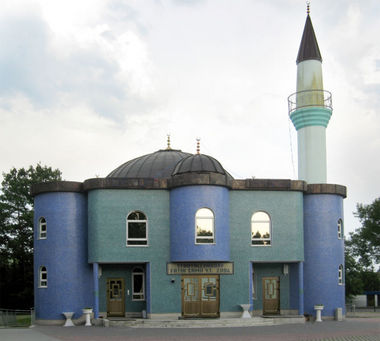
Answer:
[
  {"left": 299, "top": 262, "right": 304, "bottom": 316},
  {"left": 93, "top": 263, "right": 99, "bottom": 319}
]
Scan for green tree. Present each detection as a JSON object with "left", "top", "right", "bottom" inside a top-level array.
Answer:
[
  {"left": 352, "top": 198, "right": 380, "bottom": 266},
  {"left": 345, "top": 198, "right": 380, "bottom": 299},
  {"left": 344, "top": 248, "right": 364, "bottom": 298},
  {"left": 0, "top": 164, "right": 62, "bottom": 308}
]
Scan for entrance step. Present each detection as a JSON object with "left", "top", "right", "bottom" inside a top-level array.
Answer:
[{"left": 108, "top": 316, "right": 305, "bottom": 328}]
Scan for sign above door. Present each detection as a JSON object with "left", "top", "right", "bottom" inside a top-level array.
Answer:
[{"left": 167, "top": 262, "right": 234, "bottom": 275}]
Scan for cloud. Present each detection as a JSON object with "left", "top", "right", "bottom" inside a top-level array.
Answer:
[
  {"left": 0, "top": 12, "right": 52, "bottom": 104},
  {"left": 0, "top": 0, "right": 380, "bottom": 236},
  {"left": 0, "top": 3, "right": 160, "bottom": 124}
]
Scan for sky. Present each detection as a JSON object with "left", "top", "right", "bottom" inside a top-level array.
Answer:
[{"left": 0, "top": 0, "right": 379, "bottom": 237}]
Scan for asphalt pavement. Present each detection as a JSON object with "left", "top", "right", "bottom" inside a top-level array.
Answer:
[{"left": 0, "top": 317, "right": 379, "bottom": 341}]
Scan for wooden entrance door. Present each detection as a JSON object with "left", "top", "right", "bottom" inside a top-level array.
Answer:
[
  {"left": 262, "top": 277, "right": 280, "bottom": 315},
  {"left": 182, "top": 275, "right": 220, "bottom": 318},
  {"left": 107, "top": 278, "right": 125, "bottom": 317}
]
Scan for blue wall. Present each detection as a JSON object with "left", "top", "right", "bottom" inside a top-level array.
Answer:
[
  {"left": 170, "top": 185, "right": 230, "bottom": 262},
  {"left": 303, "top": 194, "right": 345, "bottom": 316},
  {"left": 289, "top": 263, "right": 301, "bottom": 311},
  {"left": 34, "top": 192, "right": 93, "bottom": 320}
]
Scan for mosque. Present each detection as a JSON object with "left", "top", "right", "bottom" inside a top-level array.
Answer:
[{"left": 32, "top": 7, "right": 346, "bottom": 324}]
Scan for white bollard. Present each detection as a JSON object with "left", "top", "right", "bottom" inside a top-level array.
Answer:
[
  {"left": 240, "top": 304, "right": 251, "bottom": 318},
  {"left": 62, "top": 312, "right": 75, "bottom": 327},
  {"left": 82, "top": 308, "right": 93, "bottom": 327},
  {"left": 314, "top": 305, "right": 324, "bottom": 322}
]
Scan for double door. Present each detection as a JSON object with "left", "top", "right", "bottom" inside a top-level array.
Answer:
[{"left": 182, "top": 275, "right": 220, "bottom": 318}]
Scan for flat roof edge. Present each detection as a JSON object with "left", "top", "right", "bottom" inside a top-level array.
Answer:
[
  {"left": 231, "top": 179, "right": 307, "bottom": 191},
  {"left": 31, "top": 179, "right": 347, "bottom": 197},
  {"left": 306, "top": 184, "right": 347, "bottom": 198},
  {"left": 31, "top": 181, "right": 84, "bottom": 196}
]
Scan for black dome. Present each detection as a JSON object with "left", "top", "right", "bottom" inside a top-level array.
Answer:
[
  {"left": 107, "top": 149, "right": 191, "bottom": 179},
  {"left": 172, "top": 153, "right": 233, "bottom": 180}
]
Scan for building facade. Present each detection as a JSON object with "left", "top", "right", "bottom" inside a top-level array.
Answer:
[{"left": 32, "top": 10, "right": 346, "bottom": 323}]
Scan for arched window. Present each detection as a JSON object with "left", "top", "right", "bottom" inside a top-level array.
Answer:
[
  {"left": 127, "top": 211, "right": 148, "bottom": 246},
  {"left": 251, "top": 211, "right": 271, "bottom": 246},
  {"left": 195, "top": 208, "right": 214, "bottom": 244},
  {"left": 338, "top": 264, "right": 344, "bottom": 285},
  {"left": 39, "top": 217, "right": 47, "bottom": 239},
  {"left": 337, "top": 219, "right": 343, "bottom": 239},
  {"left": 132, "top": 267, "right": 145, "bottom": 301},
  {"left": 39, "top": 266, "right": 47, "bottom": 288}
]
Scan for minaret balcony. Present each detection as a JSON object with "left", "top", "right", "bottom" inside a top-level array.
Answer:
[
  {"left": 288, "top": 89, "right": 332, "bottom": 115},
  {"left": 288, "top": 90, "right": 332, "bottom": 130}
]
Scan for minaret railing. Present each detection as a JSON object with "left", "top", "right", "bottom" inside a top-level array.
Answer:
[{"left": 288, "top": 89, "right": 332, "bottom": 115}]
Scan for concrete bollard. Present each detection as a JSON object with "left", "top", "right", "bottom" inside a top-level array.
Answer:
[{"left": 335, "top": 308, "right": 343, "bottom": 321}]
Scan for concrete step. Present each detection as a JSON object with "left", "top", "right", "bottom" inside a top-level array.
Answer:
[{"left": 108, "top": 316, "right": 305, "bottom": 328}]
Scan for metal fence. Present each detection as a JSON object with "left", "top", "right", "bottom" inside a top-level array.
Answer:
[
  {"left": 287, "top": 89, "right": 332, "bottom": 115},
  {"left": 0, "top": 308, "right": 34, "bottom": 328},
  {"left": 346, "top": 304, "right": 378, "bottom": 313}
]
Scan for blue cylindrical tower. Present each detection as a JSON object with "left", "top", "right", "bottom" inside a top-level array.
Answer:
[
  {"left": 303, "top": 191, "right": 345, "bottom": 317},
  {"left": 33, "top": 182, "right": 93, "bottom": 322},
  {"left": 169, "top": 152, "right": 232, "bottom": 262},
  {"left": 170, "top": 185, "right": 230, "bottom": 261}
]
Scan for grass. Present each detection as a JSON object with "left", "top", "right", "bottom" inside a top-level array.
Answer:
[{"left": 0, "top": 314, "right": 31, "bottom": 328}]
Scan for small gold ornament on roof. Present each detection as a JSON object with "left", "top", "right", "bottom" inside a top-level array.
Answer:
[
  {"left": 196, "top": 138, "right": 200, "bottom": 154},
  {"left": 166, "top": 134, "right": 171, "bottom": 150},
  {"left": 306, "top": 1, "right": 310, "bottom": 15}
]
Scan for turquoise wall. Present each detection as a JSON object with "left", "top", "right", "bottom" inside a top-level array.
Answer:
[
  {"left": 220, "top": 191, "right": 304, "bottom": 313},
  {"left": 88, "top": 189, "right": 180, "bottom": 314},
  {"left": 229, "top": 191, "right": 304, "bottom": 262},
  {"left": 251, "top": 263, "right": 290, "bottom": 312},
  {"left": 99, "top": 264, "right": 146, "bottom": 314},
  {"left": 88, "top": 189, "right": 170, "bottom": 262},
  {"left": 88, "top": 188, "right": 304, "bottom": 315}
]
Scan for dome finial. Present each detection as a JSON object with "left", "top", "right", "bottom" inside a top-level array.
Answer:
[
  {"left": 306, "top": 1, "right": 310, "bottom": 15},
  {"left": 196, "top": 138, "right": 200, "bottom": 154},
  {"left": 166, "top": 134, "right": 171, "bottom": 150}
]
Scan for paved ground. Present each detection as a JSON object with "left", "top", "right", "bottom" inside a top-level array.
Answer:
[{"left": 1, "top": 318, "right": 379, "bottom": 341}]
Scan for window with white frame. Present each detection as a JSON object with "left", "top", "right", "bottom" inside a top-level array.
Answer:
[
  {"left": 39, "top": 266, "right": 47, "bottom": 288},
  {"left": 251, "top": 211, "right": 271, "bottom": 246},
  {"left": 338, "top": 264, "right": 344, "bottom": 285},
  {"left": 132, "top": 267, "right": 145, "bottom": 300},
  {"left": 127, "top": 211, "right": 148, "bottom": 246},
  {"left": 337, "top": 219, "right": 343, "bottom": 239},
  {"left": 195, "top": 208, "right": 214, "bottom": 244},
  {"left": 39, "top": 217, "right": 47, "bottom": 239}
]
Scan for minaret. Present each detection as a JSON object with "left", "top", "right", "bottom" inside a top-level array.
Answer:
[
  {"left": 293, "top": 4, "right": 346, "bottom": 319},
  {"left": 288, "top": 4, "right": 332, "bottom": 184}
]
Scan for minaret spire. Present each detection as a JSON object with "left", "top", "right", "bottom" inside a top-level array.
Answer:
[
  {"left": 288, "top": 4, "right": 332, "bottom": 184},
  {"left": 296, "top": 3, "right": 322, "bottom": 64}
]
